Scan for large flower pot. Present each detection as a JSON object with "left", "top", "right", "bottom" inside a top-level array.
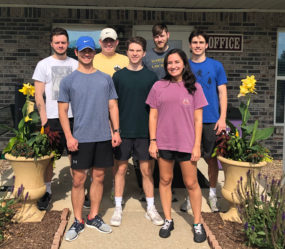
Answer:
[
  {"left": 5, "top": 153, "right": 53, "bottom": 222},
  {"left": 217, "top": 156, "right": 267, "bottom": 223}
]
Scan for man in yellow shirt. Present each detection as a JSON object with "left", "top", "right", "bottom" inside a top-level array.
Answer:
[{"left": 93, "top": 28, "right": 129, "bottom": 76}]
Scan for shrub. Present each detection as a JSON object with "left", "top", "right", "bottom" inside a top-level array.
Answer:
[
  {"left": 0, "top": 184, "right": 27, "bottom": 241},
  {"left": 237, "top": 171, "right": 285, "bottom": 249}
]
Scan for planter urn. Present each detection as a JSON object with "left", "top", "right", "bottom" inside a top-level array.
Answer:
[
  {"left": 217, "top": 155, "right": 267, "bottom": 223},
  {"left": 5, "top": 153, "right": 53, "bottom": 222}
]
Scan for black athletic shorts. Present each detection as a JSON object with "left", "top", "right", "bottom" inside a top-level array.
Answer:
[
  {"left": 114, "top": 138, "right": 151, "bottom": 161},
  {"left": 44, "top": 118, "right": 74, "bottom": 155},
  {"left": 202, "top": 123, "right": 218, "bottom": 159},
  {"left": 158, "top": 150, "right": 191, "bottom": 162},
  {"left": 71, "top": 141, "right": 114, "bottom": 169}
]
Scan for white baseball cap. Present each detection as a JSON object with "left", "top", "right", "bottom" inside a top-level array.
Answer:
[{"left": 100, "top": 28, "right": 118, "bottom": 41}]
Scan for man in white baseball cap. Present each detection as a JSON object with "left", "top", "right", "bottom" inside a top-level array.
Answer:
[
  {"left": 93, "top": 27, "right": 129, "bottom": 76},
  {"left": 100, "top": 28, "right": 118, "bottom": 41}
]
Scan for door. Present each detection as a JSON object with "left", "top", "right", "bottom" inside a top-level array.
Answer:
[{"left": 133, "top": 25, "right": 193, "bottom": 58}]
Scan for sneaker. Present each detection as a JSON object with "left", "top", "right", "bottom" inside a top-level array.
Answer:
[
  {"left": 145, "top": 205, "right": 164, "bottom": 226},
  {"left": 159, "top": 219, "right": 174, "bottom": 238},
  {"left": 110, "top": 207, "right": 122, "bottom": 227},
  {"left": 83, "top": 195, "right": 90, "bottom": 208},
  {"left": 65, "top": 218, "right": 85, "bottom": 242},
  {"left": 86, "top": 215, "right": 112, "bottom": 233},
  {"left": 37, "top": 192, "right": 51, "bottom": 210},
  {"left": 208, "top": 195, "right": 219, "bottom": 212},
  {"left": 193, "top": 223, "right": 207, "bottom": 243},
  {"left": 180, "top": 198, "right": 191, "bottom": 212}
]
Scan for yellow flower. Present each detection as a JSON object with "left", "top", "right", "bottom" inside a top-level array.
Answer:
[
  {"left": 1, "top": 201, "right": 6, "bottom": 208},
  {"left": 26, "top": 101, "right": 35, "bottom": 115},
  {"left": 24, "top": 116, "right": 32, "bottom": 122},
  {"left": 241, "top": 75, "right": 256, "bottom": 93},
  {"left": 238, "top": 85, "right": 249, "bottom": 98},
  {"left": 19, "top": 83, "right": 35, "bottom": 97},
  {"left": 40, "top": 126, "right": 44, "bottom": 134},
  {"left": 235, "top": 130, "right": 239, "bottom": 137}
]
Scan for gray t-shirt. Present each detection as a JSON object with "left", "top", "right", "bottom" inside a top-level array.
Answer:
[
  {"left": 143, "top": 46, "right": 172, "bottom": 80},
  {"left": 58, "top": 70, "right": 118, "bottom": 143}
]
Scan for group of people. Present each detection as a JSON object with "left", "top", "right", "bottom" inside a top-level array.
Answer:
[{"left": 32, "top": 23, "right": 227, "bottom": 244}]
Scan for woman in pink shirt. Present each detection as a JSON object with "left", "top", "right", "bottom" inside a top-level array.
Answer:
[{"left": 146, "top": 49, "right": 208, "bottom": 243}]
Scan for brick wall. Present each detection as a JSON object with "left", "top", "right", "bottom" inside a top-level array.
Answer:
[{"left": 0, "top": 7, "right": 284, "bottom": 159}]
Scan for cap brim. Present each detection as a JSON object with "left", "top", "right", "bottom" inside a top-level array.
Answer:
[
  {"left": 78, "top": 46, "right": 95, "bottom": 51},
  {"left": 101, "top": 36, "right": 117, "bottom": 41}
]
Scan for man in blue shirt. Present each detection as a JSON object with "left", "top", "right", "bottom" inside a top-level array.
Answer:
[
  {"left": 182, "top": 30, "right": 227, "bottom": 212},
  {"left": 58, "top": 36, "right": 121, "bottom": 241}
]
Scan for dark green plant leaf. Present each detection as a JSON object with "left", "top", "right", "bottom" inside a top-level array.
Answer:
[{"left": 30, "top": 111, "right": 40, "bottom": 124}]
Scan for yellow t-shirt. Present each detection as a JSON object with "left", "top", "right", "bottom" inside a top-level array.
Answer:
[{"left": 93, "top": 53, "right": 129, "bottom": 76}]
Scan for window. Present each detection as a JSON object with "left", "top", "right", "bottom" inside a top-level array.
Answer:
[
  {"left": 275, "top": 29, "right": 285, "bottom": 125},
  {"left": 52, "top": 24, "right": 105, "bottom": 58}
]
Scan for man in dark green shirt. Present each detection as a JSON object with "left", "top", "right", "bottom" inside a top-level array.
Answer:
[{"left": 111, "top": 36, "right": 163, "bottom": 227}]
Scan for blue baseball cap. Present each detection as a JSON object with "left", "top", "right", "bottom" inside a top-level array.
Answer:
[{"left": 76, "top": 36, "right": 96, "bottom": 51}]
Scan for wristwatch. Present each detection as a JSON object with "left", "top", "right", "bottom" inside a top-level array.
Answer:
[{"left": 113, "top": 129, "right": 121, "bottom": 134}]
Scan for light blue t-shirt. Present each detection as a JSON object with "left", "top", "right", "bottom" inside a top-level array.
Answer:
[
  {"left": 189, "top": 57, "right": 227, "bottom": 123},
  {"left": 58, "top": 70, "right": 118, "bottom": 143}
]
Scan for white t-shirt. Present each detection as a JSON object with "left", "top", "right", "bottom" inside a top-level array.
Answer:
[{"left": 32, "top": 56, "right": 78, "bottom": 118}]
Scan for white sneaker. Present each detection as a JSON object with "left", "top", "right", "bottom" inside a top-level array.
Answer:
[
  {"left": 145, "top": 205, "right": 164, "bottom": 226},
  {"left": 110, "top": 207, "right": 122, "bottom": 226},
  {"left": 208, "top": 195, "right": 219, "bottom": 212}
]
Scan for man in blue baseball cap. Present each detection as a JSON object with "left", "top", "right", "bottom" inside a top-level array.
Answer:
[
  {"left": 58, "top": 36, "right": 122, "bottom": 241},
  {"left": 76, "top": 36, "right": 96, "bottom": 51}
]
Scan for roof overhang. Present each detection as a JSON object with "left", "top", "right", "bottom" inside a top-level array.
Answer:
[{"left": 1, "top": 0, "right": 285, "bottom": 13}]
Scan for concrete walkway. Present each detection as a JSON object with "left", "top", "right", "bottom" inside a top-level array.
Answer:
[{"left": 49, "top": 157, "right": 228, "bottom": 249}]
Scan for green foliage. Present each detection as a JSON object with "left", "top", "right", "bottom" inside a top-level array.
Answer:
[
  {"left": 2, "top": 84, "right": 60, "bottom": 159},
  {"left": 237, "top": 172, "right": 285, "bottom": 249},
  {"left": 213, "top": 96, "right": 274, "bottom": 163},
  {"left": 0, "top": 184, "right": 26, "bottom": 242}
]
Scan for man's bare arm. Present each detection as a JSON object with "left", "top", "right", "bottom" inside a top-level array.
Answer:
[
  {"left": 35, "top": 81, "right": 47, "bottom": 126},
  {"left": 58, "top": 102, "right": 78, "bottom": 151},
  {"left": 215, "top": 84, "right": 227, "bottom": 134},
  {"left": 108, "top": 99, "right": 121, "bottom": 147}
]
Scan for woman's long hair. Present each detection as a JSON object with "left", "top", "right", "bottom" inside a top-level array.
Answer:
[{"left": 163, "top": 48, "right": 196, "bottom": 94}]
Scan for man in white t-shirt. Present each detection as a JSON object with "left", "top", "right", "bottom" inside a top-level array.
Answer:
[{"left": 33, "top": 27, "right": 78, "bottom": 210}]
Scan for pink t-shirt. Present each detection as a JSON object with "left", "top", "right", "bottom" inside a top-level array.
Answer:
[{"left": 146, "top": 80, "right": 208, "bottom": 153}]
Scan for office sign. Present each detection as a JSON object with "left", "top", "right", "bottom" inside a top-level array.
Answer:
[{"left": 207, "top": 34, "right": 243, "bottom": 52}]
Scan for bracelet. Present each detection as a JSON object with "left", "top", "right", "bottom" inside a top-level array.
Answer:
[
  {"left": 113, "top": 129, "right": 121, "bottom": 134},
  {"left": 150, "top": 138, "right": 157, "bottom": 141}
]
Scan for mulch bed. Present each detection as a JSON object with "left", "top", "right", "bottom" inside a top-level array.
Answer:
[
  {"left": 0, "top": 210, "right": 61, "bottom": 249},
  {"left": 202, "top": 212, "right": 258, "bottom": 249}
]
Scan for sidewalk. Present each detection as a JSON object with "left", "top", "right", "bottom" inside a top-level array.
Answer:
[{"left": 50, "top": 157, "right": 228, "bottom": 249}]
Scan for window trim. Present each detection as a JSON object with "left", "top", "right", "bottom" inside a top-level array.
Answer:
[{"left": 274, "top": 28, "right": 285, "bottom": 126}]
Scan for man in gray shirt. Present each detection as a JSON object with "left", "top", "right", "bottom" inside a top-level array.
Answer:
[
  {"left": 58, "top": 36, "right": 121, "bottom": 242},
  {"left": 143, "top": 23, "right": 172, "bottom": 79}
]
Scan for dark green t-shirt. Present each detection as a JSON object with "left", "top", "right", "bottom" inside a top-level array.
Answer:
[{"left": 113, "top": 67, "right": 158, "bottom": 138}]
